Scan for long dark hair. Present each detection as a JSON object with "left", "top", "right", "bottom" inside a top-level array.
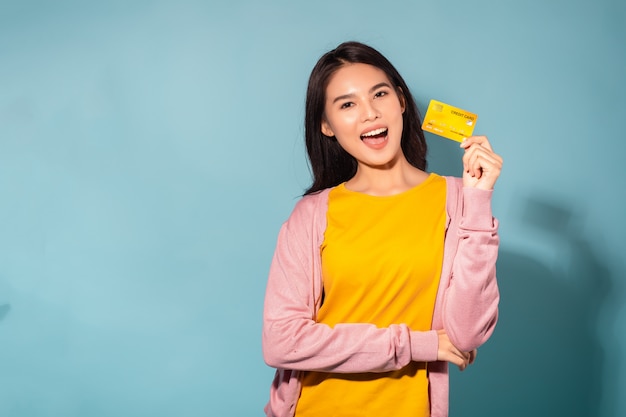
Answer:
[{"left": 304, "top": 41, "right": 427, "bottom": 195}]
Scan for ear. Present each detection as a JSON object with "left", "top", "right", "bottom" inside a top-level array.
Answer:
[{"left": 321, "top": 119, "right": 334, "bottom": 137}]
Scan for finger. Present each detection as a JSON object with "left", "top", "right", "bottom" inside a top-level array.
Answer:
[
  {"left": 452, "top": 354, "right": 467, "bottom": 369},
  {"left": 458, "top": 350, "right": 476, "bottom": 371},
  {"left": 441, "top": 343, "right": 467, "bottom": 366},
  {"left": 461, "top": 136, "right": 501, "bottom": 176},
  {"left": 468, "top": 349, "right": 477, "bottom": 365},
  {"left": 468, "top": 152, "right": 499, "bottom": 178},
  {"left": 437, "top": 329, "right": 475, "bottom": 369},
  {"left": 464, "top": 150, "right": 487, "bottom": 179},
  {"left": 460, "top": 135, "right": 493, "bottom": 151},
  {"left": 463, "top": 143, "right": 502, "bottom": 166},
  {"left": 453, "top": 347, "right": 470, "bottom": 364},
  {"left": 458, "top": 354, "right": 470, "bottom": 371},
  {"left": 464, "top": 147, "right": 502, "bottom": 178}
]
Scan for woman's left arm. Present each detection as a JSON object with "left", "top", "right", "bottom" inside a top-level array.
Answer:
[{"left": 442, "top": 136, "right": 503, "bottom": 352}]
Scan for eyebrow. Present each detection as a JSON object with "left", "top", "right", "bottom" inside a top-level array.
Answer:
[{"left": 331, "top": 82, "right": 392, "bottom": 104}]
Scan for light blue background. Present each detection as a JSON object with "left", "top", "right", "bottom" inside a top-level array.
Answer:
[{"left": 1, "top": 0, "right": 624, "bottom": 415}]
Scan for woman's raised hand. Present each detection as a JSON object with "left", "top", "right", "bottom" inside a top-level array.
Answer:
[{"left": 460, "top": 136, "right": 503, "bottom": 190}]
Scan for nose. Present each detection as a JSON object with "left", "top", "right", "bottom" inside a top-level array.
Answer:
[{"left": 361, "top": 100, "right": 380, "bottom": 122}]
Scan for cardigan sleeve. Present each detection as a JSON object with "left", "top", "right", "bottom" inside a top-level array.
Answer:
[
  {"left": 440, "top": 185, "right": 500, "bottom": 352},
  {"left": 262, "top": 195, "right": 439, "bottom": 373}
]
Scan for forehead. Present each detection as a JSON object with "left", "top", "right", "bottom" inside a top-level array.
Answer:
[{"left": 326, "top": 63, "right": 392, "bottom": 93}]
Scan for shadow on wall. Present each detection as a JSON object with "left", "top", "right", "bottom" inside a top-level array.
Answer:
[
  {"left": 0, "top": 304, "right": 10, "bottom": 321},
  {"left": 450, "top": 195, "right": 622, "bottom": 417}
]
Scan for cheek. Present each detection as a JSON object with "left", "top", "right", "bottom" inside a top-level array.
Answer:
[
  {"left": 327, "top": 113, "right": 356, "bottom": 135},
  {"left": 392, "top": 103, "right": 406, "bottom": 125}
]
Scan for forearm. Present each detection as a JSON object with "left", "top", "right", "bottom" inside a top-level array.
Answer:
[
  {"left": 263, "top": 317, "right": 439, "bottom": 373},
  {"left": 441, "top": 187, "right": 500, "bottom": 352}
]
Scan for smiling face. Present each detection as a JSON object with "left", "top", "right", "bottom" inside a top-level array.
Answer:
[{"left": 321, "top": 63, "right": 406, "bottom": 171}]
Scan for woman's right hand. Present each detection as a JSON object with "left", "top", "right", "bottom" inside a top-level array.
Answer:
[{"left": 437, "top": 329, "right": 476, "bottom": 371}]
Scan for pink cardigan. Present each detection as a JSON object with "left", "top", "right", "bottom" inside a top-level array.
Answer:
[{"left": 262, "top": 176, "right": 499, "bottom": 417}]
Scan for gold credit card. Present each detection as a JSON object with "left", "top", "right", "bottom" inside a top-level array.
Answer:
[{"left": 421, "top": 99, "right": 478, "bottom": 142}]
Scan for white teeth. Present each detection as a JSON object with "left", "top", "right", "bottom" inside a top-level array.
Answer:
[{"left": 361, "top": 128, "right": 387, "bottom": 137}]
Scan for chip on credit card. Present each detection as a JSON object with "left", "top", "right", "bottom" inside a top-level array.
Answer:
[{"left": 421, "top": 99, "right": 478, "bottom": 142}]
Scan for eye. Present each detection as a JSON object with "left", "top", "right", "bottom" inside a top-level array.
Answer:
[
  {"left": 340, "top": 102, "right": 354, "bottom": 109},
  {"left": 374, "top": 90, "right": 388, "bottom": 98}
]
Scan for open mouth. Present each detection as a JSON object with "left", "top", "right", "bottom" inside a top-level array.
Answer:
[{"left": 360, "top": 127, "right": 388, "bottom": 141}]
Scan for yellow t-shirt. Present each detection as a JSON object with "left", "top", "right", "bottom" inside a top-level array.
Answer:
[{"left": 296, "top": 173, "right": 446, "bottom": 417}]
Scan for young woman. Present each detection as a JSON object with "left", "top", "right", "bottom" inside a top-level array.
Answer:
[{"left": 262, "top": 41, "right": 502, "bottom": 417}]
